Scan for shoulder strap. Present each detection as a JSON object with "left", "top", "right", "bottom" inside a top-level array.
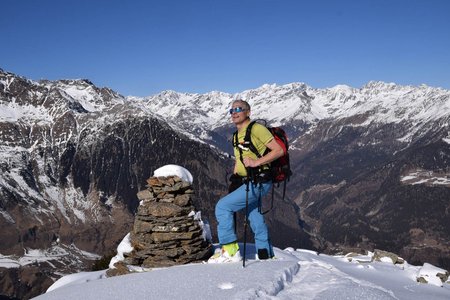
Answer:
[
  {"left": 244, "top": 121, "right": 262, "bottom": 158},
  {"left": 233, "top": 130, "right": 245, "bottom": 167}
]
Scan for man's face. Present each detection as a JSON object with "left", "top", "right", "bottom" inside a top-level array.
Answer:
[{"left": 230, "top": 102, "right": 250, "bottom": 125}]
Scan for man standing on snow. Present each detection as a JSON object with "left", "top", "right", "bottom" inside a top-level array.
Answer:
[{"left": 208, "top": 99, "right": 284, "bottom": 263}]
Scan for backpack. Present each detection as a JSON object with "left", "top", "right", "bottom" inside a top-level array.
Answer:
[
  {"left": 265, "top": 126, "right": 292, "bottom": 183},
  {"left": 233, "top": 120, "right": 292, "bottom": 213},
  {"left": 233, "top": 120, "right": 292, "bottom": 183}
]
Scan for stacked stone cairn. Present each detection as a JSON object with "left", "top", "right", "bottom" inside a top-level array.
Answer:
[{"left": 107, "top": 175, "right": 212, "bottom": 276}]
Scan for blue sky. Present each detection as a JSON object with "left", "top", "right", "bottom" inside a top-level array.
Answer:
[{"left": 2, "top": 0, "right": 449, "bottom": 96}]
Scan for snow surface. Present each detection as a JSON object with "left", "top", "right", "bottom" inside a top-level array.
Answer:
[{"left": 34, "top": 245, "right": 450, "bottom": 300}]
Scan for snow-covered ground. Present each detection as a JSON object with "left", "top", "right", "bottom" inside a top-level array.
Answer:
[{"left": 33, "top": 244, "right": 450, "bottom": 300}]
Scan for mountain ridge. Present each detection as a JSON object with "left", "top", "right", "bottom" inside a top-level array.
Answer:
[
  {"left": 1, "top": 68, "right": 449, "bottom": 299},
  {"left": 127, "top": 79, "right": 450, "bottom": 149}
]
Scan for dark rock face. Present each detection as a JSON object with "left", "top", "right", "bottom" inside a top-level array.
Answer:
[
  {"left": 0, "top": 243, "right": 104, "bottom": 300},
  {"left": 0, "top": 71, "right": 229, "bottom": 299},
  {"left": 0, "top": 115, "right": 229, "bottom": 298},
  {"left": 291, "top": 118, "right": 450, "bottom": 269},
  {"left": 0, "top": 265, "right": 54, "bottom": 300},
  {"left": 0, "top": 113, "right": 229, "bottom": 250}
]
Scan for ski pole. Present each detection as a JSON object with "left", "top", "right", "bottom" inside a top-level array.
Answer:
[{"left": 243, "top": 172, "right": 250, "bottom": 268}]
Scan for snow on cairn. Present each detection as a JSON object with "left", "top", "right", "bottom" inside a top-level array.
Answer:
[{"left": 153, "top": 164, "right": 193, "bottom": 184}]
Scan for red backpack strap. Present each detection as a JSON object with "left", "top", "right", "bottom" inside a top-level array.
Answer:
[{"left": 270, "top": 128, "right": 288, "bottom": 155}]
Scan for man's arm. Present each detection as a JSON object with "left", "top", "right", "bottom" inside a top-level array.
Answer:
[{"left": 243, "top": 138, "right": 284, "bottom": 168}]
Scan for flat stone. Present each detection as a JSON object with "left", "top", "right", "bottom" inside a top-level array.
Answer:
[
  {"left": 133, "top": 220, "right": 155, "bottom": 234},
  {"left": 152, "top": 224, "right": 189, "bottom": 232},
  {"left": 181, "top": 241, "right": 207, "bottom": 254},
  {"left": 151, "top": 230, "right": 201, "bottom": 243},
  {"left": 147, "top": 177, "right": 163, "bottom": 187},
  {"left": 122, "top": 256, "right": 142, "bottom": 265},
  {"left": 150, "top": 247, "right": 185, "bottom": 258},
  {"left": 106, "top": 261, "right": 132, "bottom": 277},
  {"left": 142, "top": 257, "right": 179, "bottom": 268},
  {"left": 141, "top": 202, "right": 184, "bottom": 218},
  {"left": 180, "top": 237, "right": 205, "bottom": 247},
  {"left": 174, "top": 194, "right": 191, "bottom": 207},
  {"left": 161, "top": 183, "right": 183, "bottom": 192},
  {"left": 417, "top": 277, "right": 428, "bottom": 284},
  {"left": 373, "top": 249, "right": 400, "bottom": 264},
  {"left": 157, "top": 192, "right": 175, "bottom": 199},
  {"left": 134, "top": 240, "right": 179, "bottom": 254},
  {"left": 136, "top": 189, "right": 154, "bottom": 200}
]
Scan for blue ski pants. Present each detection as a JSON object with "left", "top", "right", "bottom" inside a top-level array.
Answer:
[{"left": 215, "top": 181, "right": 273, "bottom": 254}]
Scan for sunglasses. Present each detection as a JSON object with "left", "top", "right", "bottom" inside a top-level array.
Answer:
[{"left": 229, "top": 107, "right": 248, "bottom": 114}]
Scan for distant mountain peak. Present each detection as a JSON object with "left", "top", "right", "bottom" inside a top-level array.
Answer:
[{"left": 363, "top": 80, "right": 398, "bottom": 89}]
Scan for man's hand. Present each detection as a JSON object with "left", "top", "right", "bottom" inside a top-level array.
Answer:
[
  {"left": 242, "top": 138, "right": 284, "bottom": 168},
  {"left": 243, "top": 157, "right": 259, "bottom": 168}
]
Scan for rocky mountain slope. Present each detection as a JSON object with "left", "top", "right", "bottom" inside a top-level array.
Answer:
[
  {"left": 0, "top": 70, "right": 232, "bottom": 299},
  {"left": 131, "top": 80, "right": 450, "bottom": 269},
  {"left": 1, "top": 68, "right": 449, "bottom": 298}
]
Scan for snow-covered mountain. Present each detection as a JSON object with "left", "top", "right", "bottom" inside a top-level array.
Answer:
[
  {"left": 1, "top": 68, "right": 449, "bottom": 299},
  {"left": 130, "top": 81, "right": 450, "bottom": 145},
  {"left": 0, "top": 69, "right": 231, "bottom": 299}
]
